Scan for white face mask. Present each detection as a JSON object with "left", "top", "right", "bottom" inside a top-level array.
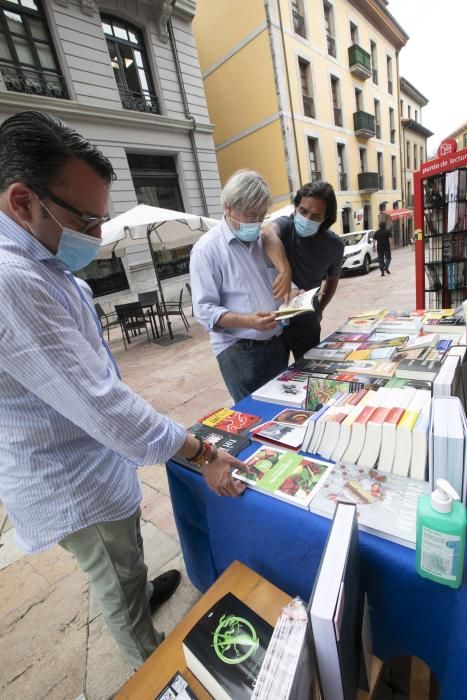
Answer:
[{"left": 294, "top": 212, "right": 322, "bottom": 237}]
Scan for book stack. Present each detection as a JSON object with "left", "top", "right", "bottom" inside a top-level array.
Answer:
[
  {"left": 429, "top": 396, "right": 467, "bottom": 504},
  {"left": 173, "top": 422, "right": 251, "bottom": 474},
  {"left": 250, "top": 409, "right": 314, "bottom": 451},
  {"left": 251, "top": 369, "right": 309, "bottom": 408}
]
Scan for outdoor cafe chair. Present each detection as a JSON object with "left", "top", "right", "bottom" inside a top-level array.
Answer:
[
  {"left": 94, "top": 303, "right": 120, "bottom": 341},
  {"left": 138, "top": 291, "right": 162, "bottom": 338},
  {"left": 163, "top": 288, "right": 190, "bottom": 332},
  {"left": 115, "top": 302, "right": 152, "bottom": 350}
]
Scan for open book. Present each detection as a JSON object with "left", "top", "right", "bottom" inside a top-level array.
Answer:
[{"left": 275, "top": 287, "right": 320, "bottom": 320}]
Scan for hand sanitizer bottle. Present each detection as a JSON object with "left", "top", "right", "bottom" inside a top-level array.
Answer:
[{"left": 416, "top": 479, "right": 466, "bottom": 588}]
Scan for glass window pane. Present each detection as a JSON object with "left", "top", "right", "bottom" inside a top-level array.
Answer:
[
  {"left": 3, "top": 0, "right": 20, "bottom": 4},
  {"left": 128, "top": 30, "right": 138, "bottom": 44},
  {"left": 102, "top": 21, "right": 112, "bottom": 35},
  {"left": 28, "top": 17, "right": 48, "bottom": 41},
  {"left": 20, "top": 0, "right": 38, "bottom": 9},
  {"left": 5, "top": 11, "right": 26, "bottom": 35},
  {"left": 36, "top": 43, "right": 57, "bottom": 71},
  {"left": 134, "top": 49, "right": 143, "bottom": 68},
  {"left": 0, "top": 31, "right": 13, "bottom": 60},
  {"left": 113, "top": 24, "right": 128, "bottom": 40},
  {"left": 138, "top": 68, "right": 148, "bottom": 92},
  {"left": 14, "top": 36, "right": 35, "bottom": 64}
]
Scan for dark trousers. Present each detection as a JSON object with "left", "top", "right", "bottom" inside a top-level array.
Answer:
[
  {"left": 217, "top": 334, "right": 289, "bottom": 403},
  {"left": 377, "top": 248, "right": 391, "bottom": 272},
  {"left": 283, "top": 312, "right": 321, "bottom": 361}
]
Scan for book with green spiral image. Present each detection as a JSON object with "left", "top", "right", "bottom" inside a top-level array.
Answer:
[{"left": 182, "top": 593, "right": 273, "bottom": 700}]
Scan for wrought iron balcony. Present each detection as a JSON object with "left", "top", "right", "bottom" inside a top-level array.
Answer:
[
  {"left": 303, "top": 94, "right": 315, "bottom": 118},
  {"left": 348, "top": 44, "right": 371, "bottom": 80},
  {"left": 293, "top": 10, "right": 306, "bottom": 38},
  {"left": 327, "top": 34, "right": 336, "bottom": 57},
  {"left": 118, "top": 86, "right": 159, "bottom": 114},
  {"left": 358, "top": 172, "right": 379, "bottom": 192},
  {"left": 334, "top": 106, "right": 342, "bottom": 126},
  {"left": 339, "top": 173, "right": 348, "bottom": 191},
  {"left": 0, "top": 63, "right": 68, "bottom": 100},
  {"left": 353, "top": 110, "right": 376, "bottom": 139}
]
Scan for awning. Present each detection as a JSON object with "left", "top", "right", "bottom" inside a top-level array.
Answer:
[{"left": 384, "top": 208, "right": 413, "bottom": 220}]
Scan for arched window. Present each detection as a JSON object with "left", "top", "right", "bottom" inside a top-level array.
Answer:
[
  {"left": 101, "top": 15, "right": 158, "bottom": 114},
  {"left": 0, "top": 0, "right": 67, "bottom": 98}
]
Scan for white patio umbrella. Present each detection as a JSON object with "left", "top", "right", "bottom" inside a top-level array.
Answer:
[{"left": 97, "top": 204, "right": 219, "bottom": 339}]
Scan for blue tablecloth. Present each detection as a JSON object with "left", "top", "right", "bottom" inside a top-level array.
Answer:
[{"left": 167, "top": 396, "right": 467, "bottom": 700}]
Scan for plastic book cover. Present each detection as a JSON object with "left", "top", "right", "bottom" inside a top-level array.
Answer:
[
  {"left": 308, "top": 463, "right": 431, "bottom": 548},
  {"left": 201, "top": 408, "right": 260, "bottom": 433},
  {"left": 233, "top": 446, "right": 332, "bottom": 509},
  {"left": 251, "top": 421, "right": 306, "bottom": 450},
  {"left": 272, "top": 408, "right": 314, "bottom": 426},
  {"left": 155, "top": 672, "right": 198, "bottom": 700}
]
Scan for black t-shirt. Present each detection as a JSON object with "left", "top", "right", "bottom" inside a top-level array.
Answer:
[
  {"left": 373, "top": 227, "right": 392, "bottom": 252},
  {"left": 274, "top": 215, "right": 344, "bottom": 290}
]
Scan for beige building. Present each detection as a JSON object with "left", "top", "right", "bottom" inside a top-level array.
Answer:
[
  {"left": 446, "top": 121, "right": 467, "bottom": 151},
  {"left": 194, "top": 0, "right": 408, "bottom": 236},
  {"left": 399, "top": 77, "right": 433, "bottom": 241}
]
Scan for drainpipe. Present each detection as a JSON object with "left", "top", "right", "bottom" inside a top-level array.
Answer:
[
  {"left": 395, "top": 49, "right": 406, "bottom": 246},
  {"left": 168, "top": 19, "right": 209, "bottom": 216}
]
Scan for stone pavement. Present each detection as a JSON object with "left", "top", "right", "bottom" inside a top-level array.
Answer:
[{"left": 0, "top": 246, "right": 416, "bottom": 700}]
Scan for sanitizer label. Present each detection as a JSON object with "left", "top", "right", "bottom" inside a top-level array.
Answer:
[{"left": 420, "top": 527, "right": 460, "bottom": 581}]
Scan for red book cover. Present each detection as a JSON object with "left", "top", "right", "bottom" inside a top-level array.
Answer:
[
  {"left": 384, "top": 407, "right": 405, "bottom": 425},
  {"left": 201, "top": 407, "right": 260, "bottom": 433},
  {"left": 369, "top": 406, "right": 391, "bottom": 424},
  {"left": 355, "top": 405, "right": 377, "bottom": 424}
]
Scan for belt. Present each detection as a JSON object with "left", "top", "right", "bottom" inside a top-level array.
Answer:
[{"left": 235, "top": 335, "right": 282, "bottom": 349}]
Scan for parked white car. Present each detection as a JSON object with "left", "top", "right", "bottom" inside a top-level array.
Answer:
[{"left": 340, "top": 230, "right": 379, "bottom": 275}]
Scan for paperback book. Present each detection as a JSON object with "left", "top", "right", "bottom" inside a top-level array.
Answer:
[
  {"left": 306, "top": 378, "right": 361, "bottom": 411},
  {"left": 200, "top": 408, "right": 260, "bottom": 433},
  {"left": 271, "top": 408, "right": 315, "bottom": 426},
  {"left": 174, "top": 423, "right": 250, "bottom": 473},
  {"left": 233, "top": 446, "right": 332, "bottom": 509},
  {"left": 304, "top": 341, "right": 360, "bottom": 362},
  {"left": 275, "top": 287, "right": 320, "bottom": 320},
  {"left": 250, "top": 420, "right": 306, "bottom": 451},
  {"left": 251, "top": 375, "right": 308, "bottom": 408},
  {"left": 182, "top": 593, "right": 273, "bottom": 700},
  {"left": 155, "top": 672, "right": 198, "bottom": 700},
  {"left": 308, "top": 463, "right": 431, "bottom": 548}
]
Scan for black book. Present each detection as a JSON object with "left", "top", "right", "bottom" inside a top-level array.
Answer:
[
  {"left": 395, "top": 358, "right": 443, "bottom": 381},
  {"left": 155, "top": 672, "right": 198, "bottom": 699},
  {"left": 308, "top": 502, "right": 368, "bottom": 700},
  {"left": 173, "top": 423, "right": 250, "bottom": 472},
  {"left": 182, "top": 593, "right": 273, "bottom": 700}
]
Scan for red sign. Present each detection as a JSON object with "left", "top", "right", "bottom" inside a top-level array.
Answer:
[
  {"left": 437, "top": 139, "right": 457, "bottom": 158},
  {"left": 420, "top": 147, "right": 467, "bottom": 177}
]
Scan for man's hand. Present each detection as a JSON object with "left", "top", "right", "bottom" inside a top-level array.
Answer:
[
  {"left": 201, "top": 450, "right": 246, "bottom": 497},
  {"left": 272, "top": 268, "right": 292, "bottom": 304},
  {"left": 246, "top": 311, "right": 279, "bottom": 332}
]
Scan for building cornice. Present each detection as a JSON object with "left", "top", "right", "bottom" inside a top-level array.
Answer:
[
  {"left": 447, "top": 121, "right": 467, "bottom": 139},
  {"left": 173, "top": 0, "right": 196, "bottom": 20},
  {"left": 399, "top": 77, "right": 428, "bottom": 106},
  {"left": 0, "top": 91, "right": 214, "bottom": 134},
  {"left": 348, "top": 0, "right": 409, "bottom": 50},
  {"left": 401, "top": 118, "right": 433, "bottom": 139}
]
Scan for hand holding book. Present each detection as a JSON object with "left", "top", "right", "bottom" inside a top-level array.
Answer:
[{"left": 274, "top": 287, "right": 321, "bottom": 320}]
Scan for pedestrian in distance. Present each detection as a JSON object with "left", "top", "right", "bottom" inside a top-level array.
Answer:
[{"left": 373, "top": 220, "right": 392, "bottom": 276}]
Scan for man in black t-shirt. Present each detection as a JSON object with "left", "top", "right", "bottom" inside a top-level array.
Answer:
[
  {"left": 373, "top": 222, "right": 392, "bottom": 276},
  {"left": 262, "top": 181, "right": 344, "bottom": 360}
]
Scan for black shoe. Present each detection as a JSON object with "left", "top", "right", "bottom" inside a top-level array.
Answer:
[
  {"left": 149, "top": 570, "right": 181, "bottom": 614},
  {"left": 381, "top": 272, "right": 385, "bottom": 276},
  {"left": 386, "top": 269, "right": 391, "bottom": 274}
]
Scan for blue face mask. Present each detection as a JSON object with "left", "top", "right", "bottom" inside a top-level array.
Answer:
[
  {"left": 294, "top": 212, "right": 322, "bottom": 238},
  {"left": 55, "top": 227, "right": 101, "bottom": 271},
  {"left": 229, "top": 217, "right": 262, "bottom": 243}
]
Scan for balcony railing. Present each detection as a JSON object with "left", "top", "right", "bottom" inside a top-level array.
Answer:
[
  {"left": 311, "top": 170, "right": 321, "bottom": 182},
  {"left": 293, "top": 10, "right": 306, "bottom": 38},
  {"left": 358, "top": 172, "right": 379, "bottom": 192},
  {"left": 339, "top": 173, "right": 348, "bottom": 190},
  {"left": 327, "top": 34, "right": 336, "bottom": 57},
  {"left": 348, "top": 44, "right": 371, "bottom": 80},
  {"left": 303, "top": 94, "right": 315, "bottom": 118},
  {"left": 334, "top": 106, "right": 342, "bottom": 126},
  {"left": 118, "top": 86, "right": 159, "bottom": 114},
  {"left": 0, "top": 63, "right": 68, "bottom": 100},
  {"left": 353, "top": 110, "right": 376, "bottom": 139}
]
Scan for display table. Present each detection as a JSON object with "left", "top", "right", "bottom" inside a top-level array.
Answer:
[{"left": 167, "top": 396, "right": 467, "bottom": 700}]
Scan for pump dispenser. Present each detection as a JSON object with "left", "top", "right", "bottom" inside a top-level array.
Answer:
[{"left": 416, "top": 479, "right": 466, "bottom": 588}]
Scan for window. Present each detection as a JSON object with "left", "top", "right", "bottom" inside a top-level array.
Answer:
[
  {"left": 337, "top": 143, "right": 347, "bottom": 190},
  {"left": 0, "top": 0, "right": 68, "bottom": 98},
  {"left": 391, "top": 156, "right": 397, "bottom": 189},
  {"left": 307, "top": 138, "right": 321, "bottom": 181},
  {"left": 341, "top": 207, "right": 351, "bottom": 233},
  {"left": 355, "top": 87, "right": 363, "bottom": 112},
  {"left": 330, "top": 75, "right": 342, "bottom": 126},
  {"left": 406, "top": 141, "right": 411, "bottom": 169},
  {"left": 349, "top": 21, "right": 358, "bottom": 44},
  {"left": 407, "top": 180, "right": 412, "bottom": 207},
  {"left": 370, "top": 40, "right": 378, "bottom": 84},
  {"left": 389, "top": 107, "right": 395, "bottom": 144},
  {"left": 415, "top": 109, "right": 418, "bottom": 122},
  {"left": 400, "top": 99, "right": 404, "bottom": 116},
  {"left": 464, "top": 133, "right": 467, "bottom": 149},
  {"left": 76, "top": 255, "right": 130, "bottom": 298},
  {"left": 299, "top": 58, "right": 314, "bottom": 118},
  {"left": 323, "top": 1, "right": 336, "bottom": 57},
  {"left": 292, "top": 0, "right": 306, "bottom": 38},
  {"left": 102, "top": 15, "right": 158, "bottom": 113},
  {"left": 386, "top": 55, "right": 393, "bottom": 94},
  {"left": 359, "top": 147, "right": 367, "bottom": 172},
  {"left": 413, "top": 143, "right": 418, "bottom": 170},
  {"left": 374, "top": 99, "right": 381, "bottom": 138},
  {"left": 408, "top": 104, "right": 411, "bottom": 119},
  {"left": 420, "top": 145, "right": 424, "bottom": 164},
  {"left": 377, "top": 152, "right": 384, "bottom": 189}
]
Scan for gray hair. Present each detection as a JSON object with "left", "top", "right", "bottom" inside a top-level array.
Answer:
[{"left": 221, "top": 169, "right": 272, "bottom": 212}]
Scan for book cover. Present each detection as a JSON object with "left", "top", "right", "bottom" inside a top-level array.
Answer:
[
  {"left": 272, "top": 408, "right": 314, "bottom": 426},
  {"left": 304, "top": 342, "right": 360, "bottom": 362},
  {"left": 252, "top": 377, "right": 308, "bottom": 408},
  {"left": 306, "top": 378, "right": 354, "bottom": 411},
  {"left": 201, "top": 408, "right": 260, "bottom": 433},
  {"left": 251, "top": 421, "right": 306, "bottom": 451},
  {"left": 338, "top": 360, "right": 397, "bottom": 378},
  {"left": 174, "top": 424, "right": 251, "bottom": 473},
  {"left": 155, "top": 672, "right": 198, "bottom": 700},
  {"left": 308, "top": 463, "right": 431, "bottom": 548},
  {"left": 233, "top": 446, "right": 332, "bottom": 509},
  {"left": 395, "top": 358, "right": 443, "bottom": 380},
  {"left": 275, "top": 286, "right": 320, "bottom": 319},
  {"left": 325, "top": 331, "right": 372, "bottom": 343},
  {"left": 346, "top": 347, "right": 396, "bottom": 362},
  {"left": 356, "top": 335, "right": 409, "bottom": 350},
  {"left": 182, "top": 593, "right": 273, "bottom": 700}
]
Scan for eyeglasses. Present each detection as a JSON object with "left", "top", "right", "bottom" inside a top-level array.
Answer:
[{"left": 39, "top": 189, "right": 110, "bottom": 233}]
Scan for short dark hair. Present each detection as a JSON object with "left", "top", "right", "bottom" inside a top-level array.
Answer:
[
  {"left": 293, "top": 181, "right": 337, "bottom": 229},
  {"left": 0, "top": 111, "right": 115, "bottom": 194}
]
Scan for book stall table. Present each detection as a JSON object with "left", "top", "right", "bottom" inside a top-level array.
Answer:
[{"left": 166, "top": 396, "right": 467, "bottom": 700}]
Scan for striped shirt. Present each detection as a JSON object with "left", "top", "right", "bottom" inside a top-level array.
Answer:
[{"left": 0, "top": 212, "right": 186, "bottom": 553}]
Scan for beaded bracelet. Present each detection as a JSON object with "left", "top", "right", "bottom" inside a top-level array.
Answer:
[
  {"left": 187, "top": 436, "right": 204, "bottom": 462},
  {"left": 191, "top": 440, "right": 218, "bottom": 467}
]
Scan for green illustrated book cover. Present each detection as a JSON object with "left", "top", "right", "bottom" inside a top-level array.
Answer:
[{"left": 182, "top": 593, "right": 273, "bottom": 700}]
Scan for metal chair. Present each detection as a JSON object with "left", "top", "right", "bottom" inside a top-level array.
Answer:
[
  {"left": 138, "top": 291, "right": 162, "bottom": 338},
  {"left": 94, "top": 303, "right": 120, "bottom": 341},
  {"left": 185, "top": 282, "right": 194, "bottom": 316},
  {"left": 115, "top": 302, "right": 152, "bottom": 349},
  {"left": 164, "top": 288, "right": 190, "bottom": 332}
]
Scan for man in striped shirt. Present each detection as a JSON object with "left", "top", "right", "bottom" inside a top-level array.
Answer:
[{"left": 0, "top": 111, "right": 245, "bottom": 668}]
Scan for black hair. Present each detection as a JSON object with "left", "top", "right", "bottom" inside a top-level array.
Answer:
[
  {"left": 293, "top": 181, "right": 337, "bottom": 230},
  {"left": 0, "top": 111, "right": 115, "bottom": 194}
]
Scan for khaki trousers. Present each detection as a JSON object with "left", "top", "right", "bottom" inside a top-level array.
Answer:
[{"left": 59, "top": 508, "right": 163, "bottom": 668}]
